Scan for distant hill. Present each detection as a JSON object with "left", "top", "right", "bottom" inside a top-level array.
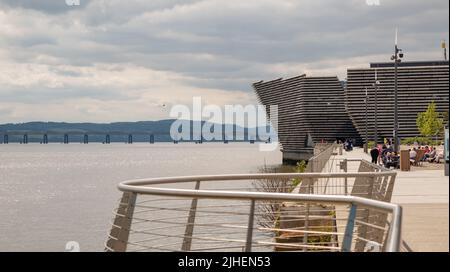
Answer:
[{"left": 0, "top": 120, "right": 273, "bottom": 143}]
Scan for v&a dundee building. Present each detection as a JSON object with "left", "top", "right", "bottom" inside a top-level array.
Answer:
[{"left": 253, "top": 60, "right": 449, "bottom": 163}]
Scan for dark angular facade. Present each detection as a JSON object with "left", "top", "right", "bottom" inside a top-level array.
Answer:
[
  {"left": 346, "top": 61, "right": 449, "bottom": 141},
  {"left": 253, "top": 75, "right": 361, "bottom": 162}
]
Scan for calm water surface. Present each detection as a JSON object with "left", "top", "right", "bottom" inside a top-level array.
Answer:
[{"left": 0, "top": 143, "right": 282, "bottom": 252}]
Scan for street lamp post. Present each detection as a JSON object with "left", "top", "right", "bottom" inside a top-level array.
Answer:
[
  {"left": 364, "top": 88, "right": 369, "bottom": 153},
  {"left": 391, "top": 30, "right": 404, "bottom": 153},
  {"left": 373, "top": 70, "right": 380, "bottom": 146}
]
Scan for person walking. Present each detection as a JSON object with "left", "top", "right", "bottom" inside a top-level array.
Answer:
[{"left": 370, "top": 147, "right": 380, "bottom": 164}]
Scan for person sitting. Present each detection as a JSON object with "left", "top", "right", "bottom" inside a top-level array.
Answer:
[
  {"left": 382, "top": 152, "right": 390, "bottom": 167},
  {"left": 421, "top": 146, "right": 431, "bottom": 161},
  {"left": 409, "top": 148, "right": 418, "bottom": 165},
  {"left": 435, "top": 150, "right": 445, "bottom": 164},
  {"left": 344, "top": 140, "right": 353, "bottom": 152},
  {"left": 383, "top": 152, "right": 399, "bottom": 169},
  {"left": 426, "top": 147, "right": 437, "bottom": 162},
  {"left": 381, "top": 145, "right": 393, "bottom": 158}
]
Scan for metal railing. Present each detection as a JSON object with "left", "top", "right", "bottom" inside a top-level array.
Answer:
[
  {"left": 307, "top": 144, "right": 339, "bottom": 173},
  {"left": 105, "top": 172, "right": 402, "bottom": 252}
]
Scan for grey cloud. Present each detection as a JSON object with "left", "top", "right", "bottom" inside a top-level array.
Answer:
[
  {"left": 0, "top": 0, "right": 89, "bottom": 13},
  {"left": 0, "top": 0, "right": 448, "bottom": 122}
]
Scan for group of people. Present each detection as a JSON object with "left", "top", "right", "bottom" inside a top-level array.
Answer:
[
  {"left": 370, "top": 144, "right": 399, "bottom": 169},
  {"left": 343, "top": 139, "right": 355, "bottom": 152},
  {"left": 409, "top": 146, "right": 444, "bottom": 164},
  {"left": 369, "top": 144, "right": 445, "bottom": 169}
]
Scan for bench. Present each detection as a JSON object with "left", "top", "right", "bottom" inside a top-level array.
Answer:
[{"left": 410, "top": 150, "right": 426, "bottom": 166}]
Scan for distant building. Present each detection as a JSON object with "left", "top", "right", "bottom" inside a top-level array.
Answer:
[
  {"left": 346, "top": 61, "right": 449, "bottom": 141},
  {"left": 254, "top": 60, "right": 449, "bottom": 164},
  {"left": 253, "top": 75, "right": 361, "bottom": 164}
]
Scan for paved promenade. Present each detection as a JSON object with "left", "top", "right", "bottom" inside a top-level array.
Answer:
[{"left": 338, "top": 148, "right": 449, "bottom": 252}]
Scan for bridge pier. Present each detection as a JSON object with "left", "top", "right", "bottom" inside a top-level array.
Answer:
[
  {"left": 64, "top": 134, "right": 69, "bottom": 144},
  {"left": 23, "top": 134, "right": 28, "bottom": 144},
  {"left": 83, "top": 134, "right": 89, "bottom": 144},
  {"left": 128, "top": 134, "right": 133, "bottom": 144},
  {"left": 43, "top": 134, "right": 48, "bottom": 144},
  {"left": 150, "top": 134, "right": 155, "bottom": 144}
]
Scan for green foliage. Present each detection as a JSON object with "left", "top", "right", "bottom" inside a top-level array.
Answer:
[
  {"left": 294, "top": 161, "right": 307, "bottom": 173},
  {"left": 291, "top": 161, "right": 307, "bottom": 188},
  {"left": 367, "top": 141, "right": 376, "bottom": 149},
  {"left": 401, "top": 137, "right": 442, "bottom": 146},
  {"left": 417, "top": 101, "right": 444, "bottom": 137}
]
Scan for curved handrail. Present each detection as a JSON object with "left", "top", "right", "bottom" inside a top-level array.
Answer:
[
  {"left": 115, "top": 172, "right": 402, "bottom": 252},
  {"left": 119, "top": 172, "right": 396, "bottom": 187}
]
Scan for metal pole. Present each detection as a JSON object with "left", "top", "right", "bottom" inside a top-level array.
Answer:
[
  {"left": 181, "top": 181, "right": 201, "bottom": 251},
  {"left": 342, "top": 203, "right": 357, "bottom": 252},
  {"left": 365, "top": 88, "right": 369, "bottom": 153},
  {"left": 374, "top": 73, "right": 379, "bottom": 145},
  {"left": 245, "top": 200, "right": 256, "bottom": 252},
  {"left": 105, "top": 192, "right": 137, "bottom": 252},
  {"left": 394, "top": 45, "right": 400, "bottom": 153}
]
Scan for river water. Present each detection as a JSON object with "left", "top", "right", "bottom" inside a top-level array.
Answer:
[{"left": 0, "top": 143, "right": 282, "bottom": 252}]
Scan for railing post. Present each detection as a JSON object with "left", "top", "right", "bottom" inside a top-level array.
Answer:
[
  {"left": 302, "top": 203, "right": 310, "bottom": 252},
  {"left": 181, "top": 181, "right": 201, "bottom": 251},
  {"left": 342, "top": 203, "right": 357, "bottom": 252},
  {"left": 385, "top": 206, "right": 403, "bottom": 252},
  {"left": 105, "top": 192, "right": 137, "bottom": 252},
  {"left": 245, "top": 200, "right": 256, "bottom": 252},
  {"left": 302, "top": 180, "right": 313, "bottom": 251},
  {"left": 343, "top": 159, "right": 348, "bottom": 195}
]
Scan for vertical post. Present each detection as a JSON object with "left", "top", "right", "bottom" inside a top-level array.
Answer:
[
  {"left": 303, "top": 204, "right": 311, "bottom": 251},
  {"left": 393, "top": 45, "right": 400, "bottom": 153},
  {"left": 223, "top": 122, "right": 228, "bottom": 144},
  {"left": 181, "top": 181, "right": 201, "bottom": 251},
  {"left": 355, "top": 176, "right": 376, "bottom": 252},
  {"left": 245, "top": 200, "right": 256, "bottom": 252},
  {"left": 342, "top": 203, "right": 357, "bottom": 252},
  {"left": 343, "top": 159, "right": 348, "bottom": 196},
  {"left": 368, "top": 175, "right": 375, "bottom": 199},
  {"left": 365, "top": 88, "right": 369, "bottom": 153},
  {"left": 443, "top": 40, "right": 448, "bottom": 61},
  {"left": 374, "top": 71, "right": 379, "bottom": 146},
  {"left": 302, "top": 179, "right": 312, "bottom": 251},
  {"left": 105, "top": 192, "right": 137, "bottom": 252},
  {"left": 23, "top": 134, "right": 28, "bottom": 144},
  {"left": 309, "top": 159, "right": 315, "bottom": 173}
]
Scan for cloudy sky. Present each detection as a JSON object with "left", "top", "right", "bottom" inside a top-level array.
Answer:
[{"left": 0, "top": 0, "right": 448, "bottom": 123}]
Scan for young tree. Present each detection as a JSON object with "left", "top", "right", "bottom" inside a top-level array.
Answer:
[{"left": 416, "top": 101, "right": 444, "bottom": 137}]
